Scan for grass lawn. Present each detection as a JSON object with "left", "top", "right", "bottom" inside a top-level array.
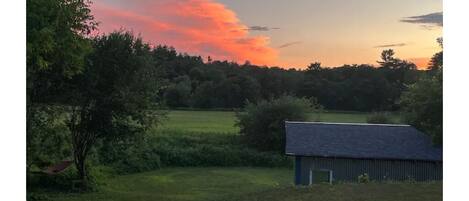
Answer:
[
  {"left": 156, "top": 110, "right": 239, "bottom": 134},
  {"left": 47, "top": 167, "right": 441, "bottom": 201},
  {"left": 48, "top": 167, "right": 293, "bottom": 201},
  {"left": 155, "top": 110, "right": 402, "bottom": 134},
  {"left": 230, "top": 182, "right": 442, "bottom": 201}
]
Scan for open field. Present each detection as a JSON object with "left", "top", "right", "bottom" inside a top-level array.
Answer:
[
  {"left": 155, "top": 110, "right": 402, "bottom": 134},
  {"left": 46, "top": 167, "right": 441, "bottom": 201},
  {"left": 156, "top": 110, "right": 239, "bottom": 133}
]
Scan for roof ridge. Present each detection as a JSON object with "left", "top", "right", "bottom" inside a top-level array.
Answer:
[{"left": 285, "top": 121, "right": 410, "bottom": 127}]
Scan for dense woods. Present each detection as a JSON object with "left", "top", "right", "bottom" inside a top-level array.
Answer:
[{"left": 155, "top": 47, "right": 422, "bottom": 111}]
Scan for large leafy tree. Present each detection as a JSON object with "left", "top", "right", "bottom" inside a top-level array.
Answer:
[
  {"left": 400, "top": 43, "right": 443, "bottom": 145},
  {"left": 400, "top": 70, "right": 442, "bottom": 145},
  {"left": 27, "top": 0, "right": 97, "bottom": 170},
  {"left": 27, "top": 0, "right": 97, "bottom": 101},
  {"left": 67, "top": 31, "right": 162, "bottom": 181}
]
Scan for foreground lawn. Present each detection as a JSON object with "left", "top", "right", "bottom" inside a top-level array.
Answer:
[
  {"left": 230, "top": 182, "right": 442, "bottom": 201},
  {"left": 155, "top": 110, "right": 402, "bottom": 134},
  {"left": 48, "top": 167, "right": 441, "bottom": 201},
  {"left": 49, "top": 167, "right": 292, "bottom": 201}
]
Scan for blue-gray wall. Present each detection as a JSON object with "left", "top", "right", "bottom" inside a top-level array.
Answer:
[{"left": 295, "top": 156, "right": 442, "bottom": 185}]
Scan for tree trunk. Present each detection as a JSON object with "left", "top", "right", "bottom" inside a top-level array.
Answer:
[
  {"left": 68, "top": 105, "right": 97, "bottom": 189},
  {"left": 74, "top": 150, "right": 87, "bottom": 181}
]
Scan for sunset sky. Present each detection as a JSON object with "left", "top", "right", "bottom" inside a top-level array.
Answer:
[{"left": 91, "top": 0, "right": 442, "bottom": 69}]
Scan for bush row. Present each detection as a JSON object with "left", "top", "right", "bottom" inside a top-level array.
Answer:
[{"left": 95, "top": 131, "right": 292, "bottom": 173}]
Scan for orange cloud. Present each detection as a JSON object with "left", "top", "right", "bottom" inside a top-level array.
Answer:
[{"left": 91, "top": 0, "right": 278, "bottom": 66}]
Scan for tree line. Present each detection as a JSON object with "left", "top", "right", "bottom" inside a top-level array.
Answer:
[{"left": 157, "top": 47, "right": 429, "bottom": 111}]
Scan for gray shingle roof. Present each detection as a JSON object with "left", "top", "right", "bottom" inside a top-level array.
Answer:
[{"left": 285, "top": 121, "right": 442, "bottom": 161}]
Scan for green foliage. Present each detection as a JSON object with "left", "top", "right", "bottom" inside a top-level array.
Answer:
[
  {"left": 236, "top": 96, "right": 322, "bottom": 152},
  {"left": 153, "top": 131, "right": 291, "bottom": 167},
  {"left": 26, "top": 0, "right": 95, "bottom": 172},
  {"left": 26, "top": 0, "right": 97, "bottom": 182},
  {"left": 366, "top": 112, "right": 393, "bottom": 124},
  {"left": 151, "top": 46, "right": 421, "bottom": 111},
  {"left": 164, "top": 76, "right": 192, "bottom": 107},
  {"left": 96, "top": 138, "right": 162, "bottom": 174},
  {"left": 358, "top": 173, "right": 370, "bottom": 183},
  {"left": 27, "top": 192, "right": 50, "bottom": 201},
  {"left": 27, "top": 0, "right": 96, "bottom": 77},
  {"left": 191, "top": 81, "right": 217, "bottom": 108},
  {"left": 66, "top": 31, "right": 165, "bottom": 180},
  {"left": 400, "top": 70, "right": 442, "bottom": 145},
  {"left": 189, "top": 75, "right": 261, "bottom": 108},
  {"left": 400, "top": 43, "right": 442, "bottom": 145},
  {"left": 27, "top": 106, "right": 71, "bottom": 170},
  {"left": 299, "top": 63, "right": 416, "bottom": 111}
]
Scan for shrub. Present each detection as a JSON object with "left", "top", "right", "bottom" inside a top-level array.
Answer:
[
  {"left": 27, "top": 106, "right": 72, "bottom": 171},
  {"left": 96, "top": 128, "right": 294, "bottom": 172},
  {"left": 366, "top": 112, "right": 392, "bottom": 124},
  {"left": 358, "top": 173, "right": 370, "bottom": 183},
  {"left": 96, "top": 137, "right": 162, "bottom": 174},
  {"left": 153, "top": 132, "right": 292, "bottom": 167},
  {"left": 236, "top": 95, "right": 322, "bottom": 152}
]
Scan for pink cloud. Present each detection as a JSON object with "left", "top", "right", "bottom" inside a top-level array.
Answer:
[{"left": 91, "top": 0, "right": 278, "bottom": 66}]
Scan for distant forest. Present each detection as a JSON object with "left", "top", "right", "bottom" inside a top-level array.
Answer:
[{"left": 152, "top": 46, "right": 439, "bottom": 111}]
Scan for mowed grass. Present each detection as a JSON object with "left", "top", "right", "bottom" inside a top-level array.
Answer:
[
  {"left": 48, "top": 167, "right": 441, "bottom": 201},
  {"left": 155, "top": 110, "right": 402, "bottom": 134},
  {"left": 156, "top": 110, "right": 239, "bottom": 134},
  {"left": 229, "top": 182, "right": 442, "bottom": 201},
  {"left": 49, "top": 167, "right": 293, "bottom": 201}
]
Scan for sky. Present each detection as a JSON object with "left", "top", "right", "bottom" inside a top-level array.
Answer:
[{"left": 91, "top": 0, "right": 442, "bottom": 69}]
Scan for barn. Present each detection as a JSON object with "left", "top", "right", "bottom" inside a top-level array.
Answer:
[{"left": 285, "top": 121, "right": 442, "bottom": 185}]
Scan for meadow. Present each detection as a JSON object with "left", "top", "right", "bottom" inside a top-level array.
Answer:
[
  {"left": 155, "top": 110, "right": 402, "bottom": 134},
  {"left": 145, "top": 110, "right": 401, "bottom": 168},
  {"left": 31, "top": 110, "right": 442, "bottom": 201}
]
